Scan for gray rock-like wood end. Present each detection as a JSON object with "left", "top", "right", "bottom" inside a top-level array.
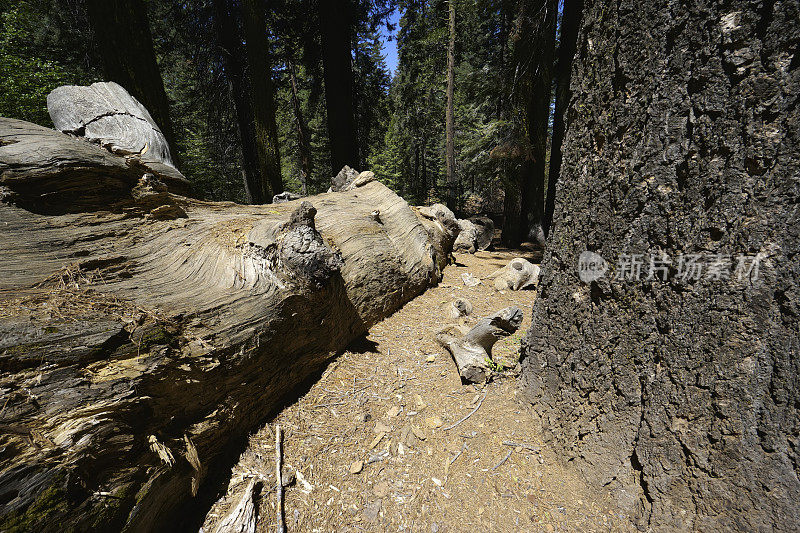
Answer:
[
  {"left": 436, "top": 306, "right": 523, "bottom": 383},
  {"left": 487, "top": 257, "right": 540, "bottom": 291},
  {"left": 453, "top": 216, "right": 494, "bottom": 253},
  {"left": 48, "top": 81, "right": 175, "bottom": 168},
  {"left": 0, "top": 117, "right": 457, "bottom": 531}
]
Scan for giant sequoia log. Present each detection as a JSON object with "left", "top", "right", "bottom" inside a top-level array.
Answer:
[
  {"left": 0, "top": 118, "right": 457, "bottom": 531},
  {"left": 521, "top": 0, "right": 799, "bottom": 531}
]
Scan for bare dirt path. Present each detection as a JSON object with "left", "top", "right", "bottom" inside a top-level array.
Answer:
[{"left": 201, "top": 250, "right": 635, "bottom": 532}]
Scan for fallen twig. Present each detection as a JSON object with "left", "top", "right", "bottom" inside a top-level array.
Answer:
[
  {"left": 502, "top": 441, "right": 540, "bottom": 453},
  {"left": 442, "top": 390, "right": 486, "bottom": 431},
  {"left": 275, "top": 425, "right": 285, "bottom": 533},
  {"left": 491, "top": 449, "right": 513, "bottom": 471},
  {"left": 449, "top": 442, "right": 466, "bottom": 465}
]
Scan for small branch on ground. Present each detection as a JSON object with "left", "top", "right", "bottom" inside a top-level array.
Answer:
[
  {"left": 275, "top": 425, "right": 285, "bottom": 533},
  {"left": 435, "top": 306, "right": 523, "bottom": 383},
  {"left": 442, "top": 390, "right": 487, "bottom": 431}
]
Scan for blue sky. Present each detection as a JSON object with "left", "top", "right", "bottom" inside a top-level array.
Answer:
[{"left": 378, "top": 9, "right": 402, "bottom": 76}]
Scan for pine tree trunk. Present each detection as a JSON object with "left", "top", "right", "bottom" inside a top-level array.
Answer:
[
  {"left": 542, "top": 0, "right": 583, "bottom": 238},
  {"left": 413, "top": 143, "right": 420, "bottom": 201},
  {"left": 521, "top": 0, "right": 800, "bottom": 529},
  {"left": 319, "top": 0, "right": 359, "bottom": 175},
  {"left": 212, "top": 0, "right": 265, "bottom": 204},
  {"left": 501, "top": 0, "right": 557, "bottom": 247},
  {"left": 445, "top": 0, "right": 457, "bottom": 212},
  {"left": 421, "top": 142, "right": 427, "bottom": 202},
  {"left": 241, "top": 0, "right": 283, "bottom": 199},
  {"left": 85, "top": 0, "right": 179, "bottom": 167},
  {"left": 287, "top": 57, "right": 313, "bottom": 196},
  {"left": 518, "top": 0, "right": 557, "bottom": 245}
]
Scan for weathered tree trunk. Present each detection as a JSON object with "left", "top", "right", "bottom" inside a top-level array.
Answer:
[
  {"left": 0, "top": 117, "right": 458, "bottom": 531},
  {"left": 319, "top": 0, "right": 359, "bottom": 175},
  {"left": 241, "top": 0, "right": 283, "bottom": 199},
  {"left": 287, "top": 57, "right": 313, "bottom": 195},
  {"left": 212, "top": 0, "right": 266, "bottom": 204},
  {"left": 453, "top": 216, "right": 494, "bottom": 254},
  {"left": 542, "top": 0, "right": 583, "bottom": 239},
  {"left": 501, "top": 0, "right": 557, "bottom": 247},
  {"left": 85, "top": 0, "right": 179, "bottom": 167},
  {"left": 520, "top": 0, "right": 800, "bottom": 530},
  {"left": 445, "top": 0, "right": 457, "bottom": 212}
]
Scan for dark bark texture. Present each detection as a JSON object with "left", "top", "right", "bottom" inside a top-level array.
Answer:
[
  {"left": 542, "top": 0, "right": 583, "bottom": 238},
  {"left": 241, "top": 0, "right": 283, "bottom": 198},
  {"left": 501, "top": 0, "right": 557, "bottom": 247},
  {"left": 212, "top": 0, "right": 267, "bottom": 204},
  {"left": 521, "top": 0, "right": 799, "bottom": 531}
]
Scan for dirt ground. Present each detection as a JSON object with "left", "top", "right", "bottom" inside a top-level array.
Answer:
[{"left": 201, "top": 249, "right": 636, "bottom": 533}]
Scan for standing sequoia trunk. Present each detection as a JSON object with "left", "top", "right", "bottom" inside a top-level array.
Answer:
[
  {"left": 85, "top": 0, "right": 179, "bottom": 165},
  {"left": 0, "top": 117, "right": 458, "bottom": 531},
  {"left": 319, "top": 0, "right": 359, "bottom": 175},
  {"left": 542, "top": 0, "right": 583, "bottom": 239},
  {"left": 241, "top": 0, "right": 283, "bottom": 198},
  {"left": 445, "top": 0, "right": 457, "bottom": 212},
  {"left": 212, "top": 0, "right": 267, "bottom": 204},
  {"left": 520, "top": 0, "right": 800, "bottom": 531}
]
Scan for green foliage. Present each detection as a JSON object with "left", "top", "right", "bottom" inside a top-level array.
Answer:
[
  {"left": 0, "top": 1, "right": 96, "bottom": 126},
  {"left": 0, "top": 0, "right": 525, "bottom": 215},
  {"left": 370, "top": 0, "right": 509, "bottom": 212}
]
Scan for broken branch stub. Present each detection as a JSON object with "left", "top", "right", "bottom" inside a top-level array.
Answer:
[
  {"left": 436, "top": 306, "right": 524, "bottom": 383},
  {"left": 443, "top": 298, "right": 472, "bottom": 319}
]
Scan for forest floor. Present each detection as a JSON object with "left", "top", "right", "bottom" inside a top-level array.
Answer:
[{"left": 200, "top": 249, "right": 635, "bottom": 533}]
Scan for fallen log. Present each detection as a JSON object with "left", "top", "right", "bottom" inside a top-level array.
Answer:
[
  {"left": 214, "top": 479, "right": 259, "bottom": 533},
  {"left": 436, "top": 306, "right": 523, "bottom": 383},
  {"left": 0, "top": 117, "right": 458, "bottom": 531},
  {"left": 453, "top": 216, "right": 494, "bottom": 253},
  {"left": 47, "top": 81, "right": 177, "bottom": 169}
]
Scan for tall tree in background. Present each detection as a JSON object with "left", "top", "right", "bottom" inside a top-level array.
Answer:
[
  {"left": 319, "top": 0, "right": 359, "bottom": 174},
  {"left": 241, "top": 0, "right": 283, "bottom": 197},
  {"left": 501, "top": 0, "right": 557, "bottom": 246},
  {"left": 444, "top": 0, "right": 457, "bottom": 211},
  {"left": 85, "top": 0, "right": 178, "bottom": 162},
  {"left": 542, "top": 0, "right": 583, "bottom": 238},
  {"left": 212, "top": 0, "right": 268, "bottom": 203},
  {"left": 287, "top": 56, "right": 313, "bottom": 195}
]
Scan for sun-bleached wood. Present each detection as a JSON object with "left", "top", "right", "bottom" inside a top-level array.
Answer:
[{"left": 0, "top": 117, "right": 458, "bottom": 531}]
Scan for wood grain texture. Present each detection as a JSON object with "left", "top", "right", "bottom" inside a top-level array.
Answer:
[
  {"left": 0, "top": 118, "right": 458, "bottom": 531},
  {"left": 47, "top": 81, "right": 176, "bottom": 168}
]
